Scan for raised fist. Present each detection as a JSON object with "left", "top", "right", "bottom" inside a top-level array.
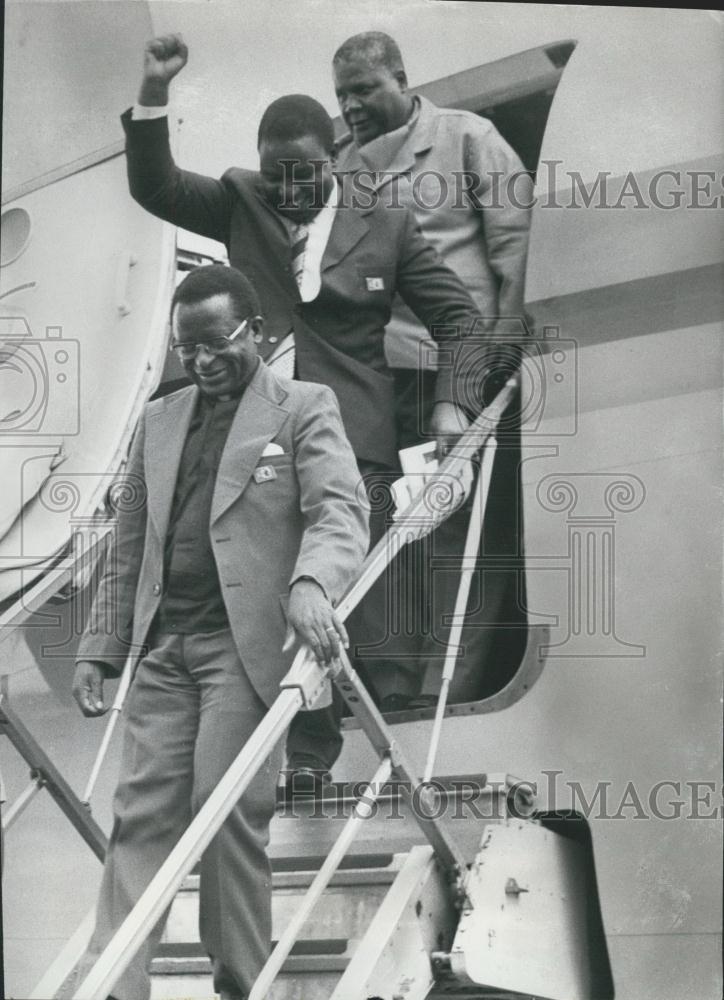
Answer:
[{"left": 142, "top": 33, "right": 189, "bottom": 84}]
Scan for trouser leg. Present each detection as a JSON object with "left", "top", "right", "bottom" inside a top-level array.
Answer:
[
  {"left": 345, "top": 461, "right": 421, "bottom": 702},
  {"left": 78, "top": 633, "right": 198, "bottom": 1000},
  {"left": 187, "top": 629, "right": 282, "bottom": 999},
  {"left": 283, "top": 684, "right": 344, "bottom": 772}
]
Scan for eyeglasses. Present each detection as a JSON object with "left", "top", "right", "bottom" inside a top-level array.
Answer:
[{"left": 170, "top": 317, "right": 254, "bottom": 361}]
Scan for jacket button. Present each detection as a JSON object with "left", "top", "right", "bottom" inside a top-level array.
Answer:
[{"left": 152, "top": 583, "right": 161, "bottom": 595}]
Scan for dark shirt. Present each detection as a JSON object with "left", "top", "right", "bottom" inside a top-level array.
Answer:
[{"left": 156, "top": 391, "right": 242, "bottom": 633}]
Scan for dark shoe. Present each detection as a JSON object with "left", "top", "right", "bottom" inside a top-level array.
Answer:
[
  {"left": 379, "top": 693, "right": 413, "bottom": 713},
  {"left": 284, "top": 766, "right": 332, "bottom": 796}
]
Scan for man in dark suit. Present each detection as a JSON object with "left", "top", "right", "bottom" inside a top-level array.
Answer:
[
  {"left": 71, "top": 265, "right": 368, "bottom": 1000},
  {"left": 122, "top": 33, "right": 491, "bottom": 780}
]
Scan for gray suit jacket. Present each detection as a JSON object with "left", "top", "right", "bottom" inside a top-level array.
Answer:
[
  {"left": 77, "top": 362, "right": 369, "bottom": 706},
  {"left": 335, "top": 95, "right": 532, "bottom": 369}
]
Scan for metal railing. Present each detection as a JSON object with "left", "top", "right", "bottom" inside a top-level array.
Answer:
[
  {"left": 0, "top": 525, "right": 114, "bottom": 855},
  {"left": 66, "top": 376, "right": 518, "bottom": 1000}
]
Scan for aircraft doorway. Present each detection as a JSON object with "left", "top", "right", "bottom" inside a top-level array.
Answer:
[
  {"left": 414, "top": 40, "right": 576, "bottom": 175},
  {"left": 342, "top": 41, "right": 577, "bottom": 728}
]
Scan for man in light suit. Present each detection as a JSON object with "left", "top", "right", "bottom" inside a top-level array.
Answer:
[
  {"left": 333, "top": 31, "right": 532, "bottom": 704},
  {"left": 123, "top": 33, "right": 494, "bottom": 778},
  {"left": 71, "top": 265, "right": 368, "bottom": 1000}
]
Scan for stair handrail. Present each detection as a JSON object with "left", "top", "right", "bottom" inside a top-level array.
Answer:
[
  {"left": 248, "top": 755, "right": 394, "bottom": 1000},
  {"left": 0, "top": 522, "right": 114, "bottom": 637},
  {"left": 334, "top": 376, "right": 518, "bottom": 621},
  {"left": 69, "top": 377, "right": 518, "bottom": 1000},
  {"left": 81, "top": 652, "right": 134, "bottom": 806},
  {"left": 423, "top": 434, "right": 498, "bottom": 782},
  {"left": 70, "top": 652, "right": 325, "bottom": 1000},
  {"left": 0, "top": 525, "right": 114, "bottom": 859}
]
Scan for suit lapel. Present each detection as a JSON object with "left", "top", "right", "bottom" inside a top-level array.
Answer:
[
  {"left": 335, "top": 142, "right": 367, "bottom": 177},
  {"left": 251, "top": 177, "right": 292, "bottom": 239},
  {"left": 321, "top": 204, "right": 370, "bottom": 273},
  {"left": 372, "top": 143, "right": 417, "bottom": 190},
  {"left": 250, "top": 179, "right": 301, "bottom": 299},
  {"left": 335, "top": 95, "right": 437, "bottom": 195},
  {"left": 144, "top": 387, "right": 198, "bottom": 541},
  {"left": 210, "top": 363, "right": 290, "bottom": 525}
]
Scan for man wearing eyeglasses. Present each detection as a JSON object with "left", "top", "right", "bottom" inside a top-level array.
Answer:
[{"left": 71, "top": 264, "right": 368, "bottom": 1000}]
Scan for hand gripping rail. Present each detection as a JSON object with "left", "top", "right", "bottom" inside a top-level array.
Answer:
[
  {"left": 70, "top": 377, "right": 519, "bottom": 1000},
  {"left": 334, "top": 376, "right": 518, "bottom": 622}
]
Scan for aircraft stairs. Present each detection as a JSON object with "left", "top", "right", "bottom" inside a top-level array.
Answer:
[
  {"left": 15, "top": 381, "right": 605, "bottom": 1000},
  {"left": 148, "top": 774, "right": 585, "bottom": 1000}
]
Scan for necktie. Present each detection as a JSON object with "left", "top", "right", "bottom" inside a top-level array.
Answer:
[
  {"left": 268, "top": 223, "right": 308, "bottom": 380},
  {"left": 290, "top": 223, "right": 309, "bottom": 289}
]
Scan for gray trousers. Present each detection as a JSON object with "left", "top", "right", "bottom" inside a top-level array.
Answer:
[{"left": 80, "top": 628, "right": 282, "bottom": 1000}]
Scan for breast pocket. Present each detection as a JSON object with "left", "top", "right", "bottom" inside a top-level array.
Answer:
[{"left": 252, "top": 454, "right": 293, "bottom": 486}]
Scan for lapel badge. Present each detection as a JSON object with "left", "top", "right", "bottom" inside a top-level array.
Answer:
[
  {"left": 365, "top": 276, "right": 385, "bottom": 291},
  {"left": 254, "top": 465, "right": 278, "bottom": 484}
]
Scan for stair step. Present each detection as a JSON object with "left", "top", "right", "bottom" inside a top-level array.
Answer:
[
  {"left": 271, "top": 851, "right": 395, "bottom": 872},
  {"left": 269, "top": 772, "right": 515, "bottom": 866},
  {"left": 151, "top": 953, "right": 350, "bottom": 975},
  {"left": 150, "top": 774, "right": 524, "bottom": 1000},
  {"left": 164, "top": 856, "right": 406, "bottom": 947},
  {"left": 151, "top": 939, "right": 350, "bottom": 977},
  {"left": 164, "top": 883, "right": 391, "bottom": 947},
  {"left": 156, "top": 939, "right": 349, "bottom": 958},
  {"left": 180, "top": 851, "right": 396, "bottom": 879},
  {"left": 271, "top": 861, "right": 400, "bottom": 889},
  {"left": 429, "top": 988, "right": 538, "bottom": 999},
  {"left": 178, "top": 854, "right": 401, "bottom": 892},
  {"left": 150, "top": 970, "right": 343, "bottom": 1000}
]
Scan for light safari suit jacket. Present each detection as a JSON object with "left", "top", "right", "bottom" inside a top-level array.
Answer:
[
  {"left": 77, "top": 361, "right": 369, "bottom": 707},
  {"left": 335, "top": 95, "right": 533, "bottom": 369}
]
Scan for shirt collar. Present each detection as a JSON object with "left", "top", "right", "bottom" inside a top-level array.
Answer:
[{"left": 309, "top": 177, "right": 339, "bottom": 229}]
